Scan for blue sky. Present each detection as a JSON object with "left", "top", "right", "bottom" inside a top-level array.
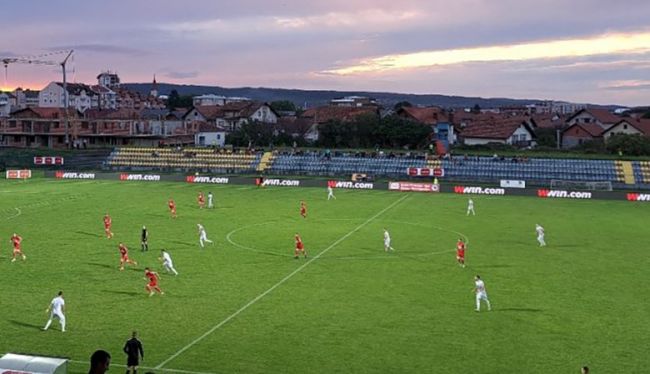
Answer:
[{"left": 2, "top": 0, "right": 650, "bottom": 106}]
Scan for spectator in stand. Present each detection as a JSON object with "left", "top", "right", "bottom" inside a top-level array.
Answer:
[{"left": 88, "top": 350, "right": 111, "bottom": 374}]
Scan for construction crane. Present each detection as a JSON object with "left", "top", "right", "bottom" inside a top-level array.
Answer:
[{"left": 2, "top": 50, "right": 74, "bottom": 146}]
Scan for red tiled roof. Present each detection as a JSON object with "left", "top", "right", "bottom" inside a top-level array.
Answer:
[
  {"left": 531, "top": 114, "right": 567, "bottom": 129},
  {"left": 567, "top": 108, "right": 621, "bottom": 125},
  {"left": 563, "top": 123, "right": 607, "bottom": 137},
  {"left": 397, "top": 106, "right": 447, "bottom": 125},
  {"left": 197, "top": 123, "right": 226, "bottom": 132},
  {"left": 461, "top": 117, "right": 534, "bottom": 139},
  {"left": 193, "top": 106, "right": 225, "bottom": 120},
  {"left": 301, "top": 106, "right": 378, "bottom": 123},
  {"left": 11, "top": 107, "right": 80, "bottom": 119}
]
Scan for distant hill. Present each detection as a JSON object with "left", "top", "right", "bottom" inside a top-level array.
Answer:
[{"left": 123, "top": 83, "right": 619, "bottom": 109}]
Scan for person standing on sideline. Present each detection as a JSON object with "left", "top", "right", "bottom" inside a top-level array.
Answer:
[
  {"left": 207, "top": 192, "right": 214, "bottom": 208},
  {"left": 88, "top": 350, "right": 111, "bottom": 374},
  {"left": 474, "top": 275, "right": 492, "bottom": 312},
  {"left": 536, "top": 224, "right": 546, "bottom": 247},
  {"left": 160, "top": 249, "right": 178, "bottom": 275},
  {"left": 197, "top": 223, "right": 213, "bottom": 248},
  {"left": 141, "top": 226, "right": 149, "bottom": 252},
  {"left": 467, "top": 199, "right": 475, "bottom": 216},
  {"left": 123, "top": 331, "right": 144, "bottom": 374},
  {"left": 327, "top": 186, "right": 336, "bottom": 200},
  {"left": 43, "top": 291, "right": 66, "bottom": 332},
  {"left": 383, "top": 228, "right": 394, "bottom": 252}
]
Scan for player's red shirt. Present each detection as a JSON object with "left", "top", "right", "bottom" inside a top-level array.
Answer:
[
  {"left": 295, "top": 235, "right": 304, "bottom": 250},
  {"left": 119, "top": 244, "right": 128, "bottom": 257},
  {"left": 11, "top": 235, "right": 22, "bottom": 250},
  {"left": 300, "top": 202, "right": 306, "bottom": 212},
  {"left": 456, "top": 241, "right": 465, "bottom": 258},
  {"left": 198, "top": 193, "right": 205, "bottom": 203},
  {"left": 168, "top": 200, "right": 176, "bottom": 209},
  {"left": 104, "top": 215, "right": 112, "bottom": 228},
  {"left": 145, "top": 270, "right": 158, "bottom": 284}
]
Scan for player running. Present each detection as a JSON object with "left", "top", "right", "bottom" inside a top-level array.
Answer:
[
  {"left": 197, "top": 223, "right": 213, "bottom": 248},
  {"left": 467, "top": 199, "right": 475, "bottom": 216},
  {"left": 327, "top": 186, "right": 336, "bottom": 200},
  {"left": 474, "top": 275, "right": 492, "bottom": 312},
  {"left": 456, "top": 238, "right": 466, "bottom": 268},
  {"left": 536, "top": 224, "right": 546, "bottom": 247},
  {"left": 294, "top": 233, "right": 307, "bottom": 259},
  {"left": 144, "top": 268, "right": 163, "bottom": 296},
  {"left": 10, "top": 233, "right": 26, "bottom": 262},
  {"left": 300, "top": 201, "right": 307, "bottom": 218},
  {"left": 43, "top": 291, "right": 66, "bottom": 332},
  {"left": 207, "top": 192, "right": 214, "bottom": 209},
  {"left": 141, "top": 226, "right": 149, "bottom": 251},
  {"left": 383, "top": 228, "right": 394, "bottom": 252},
  {"left": 198, "top": 192, "right": 205, "bottom": 209},
  {"left": 118, "top": 243, "right": 138, "bottom": 271},
  {"left": 103, "top": 213, "right": 114, "bottom": 239},
  {"left": 159, "top": 249, "right": 178, "bottom": 275},
  {"left": 168, "top": 198, "right": 177, "bottom": 218}
]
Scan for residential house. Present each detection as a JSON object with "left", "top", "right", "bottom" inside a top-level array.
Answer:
[
  {"left": 602, "top": 118, "right": 650, "bottom": 140},
  {"left": 460, "top": 117, "right": 537, "bottom": 147},
  {"left": 396, "top": 106, "right": 456, "bottom": 147},
  {"left": 194, "top": 124, "right": 227, "bottom": 147},
  {"left": 97, "top": 71, "right": 121, "bottom": 89},
  {"left": 0, "top": 93, "right": 11, "bottom": 117},
  {"left": 561, "top": 108, "right": 621, "bottom": 148},
  {"left": 12, "top": 88, "right": 40, "bottom": 109},
  {"left": 184, "top": 101, "right": 278, "bottom": 132},
  {"left": 0, "top": 107, "right": 81, "bottom": 148},
  {"left": 38, "top": 82, "right": 97, "bottom": 112}
]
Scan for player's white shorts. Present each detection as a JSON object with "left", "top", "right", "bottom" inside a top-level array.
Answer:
[
  {"left": 384, "top": 239, "right": 391, "bottom": 247},
  {"left": 537, "top": 235, "right": 545, "bottom": 241},
  {"left": 200, "top": 232, "right": 208, "bottom": 240},
  {"left": 476, "top": 291, "right": 488, "bottom": 301},
  {"left": 50, "top": 311, "right": 65, "bottom": 322}
]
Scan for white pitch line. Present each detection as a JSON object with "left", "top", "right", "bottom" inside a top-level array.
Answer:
[
  {"left": 155, "top": 194, "right": 409, "bottom": 369},
  {"left": 67, "top": 359, "right": 217, "bottom": 374},
  {"left": 3, "top": 207, "right": 21, "bottom": 220}
]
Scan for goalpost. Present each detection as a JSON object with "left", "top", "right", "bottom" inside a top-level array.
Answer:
[{"left": 549, "top": 180, "right": 613, "bottom": 191}]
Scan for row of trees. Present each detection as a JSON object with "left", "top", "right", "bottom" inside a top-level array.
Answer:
[{"left": 226, "top": 114, "right": 433, "bottom": 149}]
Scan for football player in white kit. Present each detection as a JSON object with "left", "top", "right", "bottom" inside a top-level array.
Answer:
[
  {"left": 467, "top": 199, "right": 475, "bottom": 216},
  {"left": 327, "top": 186, "right": 336, "bottom": 200},
  {"left": 474, "top": 275, "right": 491, "bottom": 312},
  {"left": 207, "top": 192, "right": 214, "bottom": 209},
  {"left": 197, "top": 223, "right": 213, "bottom": 248},
  {"left": 536, "top": 224, "right": 546, "bottom": 246},
  {"left": 43, "top": 291, "right": 66, "bottom": 332},
  {"left": 383, "top": 228, "right": 394, "bottom": 252},
  {"left": 160, "top": 249, "right": 178, "bottom": 275}
]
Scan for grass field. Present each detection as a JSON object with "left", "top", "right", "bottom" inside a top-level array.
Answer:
[{"left": 0, "top": 178, "right": 648, "bottom": 373}]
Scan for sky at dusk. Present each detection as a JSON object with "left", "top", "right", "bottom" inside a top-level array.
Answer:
[{"left": 1, "top": 0, "right": 650, "bottom": 106}]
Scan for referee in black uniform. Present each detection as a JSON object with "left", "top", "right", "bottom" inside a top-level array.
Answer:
[
  {"left": 141, "top": 226, "right": 149, "bottom": 251},
  {"left": 123, "top": 331, "right": 144, "bottom": 374}
]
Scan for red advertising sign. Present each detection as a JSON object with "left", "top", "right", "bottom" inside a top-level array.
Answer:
[
  {"left": 34, "top": 156, "right": 63, "bottom": 165},
  {"left": 407, "top": 167, "right": 444, "bottom": 177}
]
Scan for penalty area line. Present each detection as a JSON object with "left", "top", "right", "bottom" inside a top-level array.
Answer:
[{"left": 155, "top": 194, "right": 409, "bottom": 369}]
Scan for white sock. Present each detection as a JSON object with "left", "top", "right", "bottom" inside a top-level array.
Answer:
[{"left": 44, "top": 319, "right": 52, "bottom": 330}]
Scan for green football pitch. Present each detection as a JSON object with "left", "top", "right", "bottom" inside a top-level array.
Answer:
[{"left": 0, "top": 178, "right": 648, "bottom": 373}]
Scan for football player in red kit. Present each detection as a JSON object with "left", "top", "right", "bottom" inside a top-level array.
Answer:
[
  {"left": 456, "top": 238, "right": 466, "bottom": 268},
  {"left": 300, "top": 201, "right": 307, "bottom": 218},
  {"left": 118, "top": 243, "right": 138, "bottom": 271},
  {"left": 10, "top": 233, "right": 26, "bottom": 262},
  {"left": 294, "top": 233, "right": 307, "bottom": 259},
  {"left": 144, "top": 267, "right": 163, "bottom": 296},
  {"left": 197, "top": 192, "right": 205, "bottom": 209},
  {"left": 103, "top": 213, "right": 114, "bottom": 239},
  {"left": 168, "top": 198, "right": 177, "bottom": 218}
]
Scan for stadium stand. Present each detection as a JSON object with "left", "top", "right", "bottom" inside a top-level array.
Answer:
[
  {"left": 104, "top": 147, "right": 650, "bottom": 189},
  {"left": 105, "top": 147, "right": 261, "bottom": 172}
]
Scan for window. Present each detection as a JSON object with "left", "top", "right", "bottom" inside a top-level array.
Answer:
[
  {"left": 623, "top": 124, "right": 628, "bottom": 130},
  {"left": 216, "top": 134, "right": 221, "bottom": 140}
]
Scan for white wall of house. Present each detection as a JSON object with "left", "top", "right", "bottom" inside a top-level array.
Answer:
[
  {"left": 39, "top": 82, "right": 94, "bottom": 112},
  {"left": 464, "top": 137, "right": 505, "bottom": 145},
  {"left": 507, "top": 125, "right": 534, "bottom": 144},
  {"left": 195, "top": 131, "right": 226, "bottom": 147},
  {"left": 250, "top": 105, "right": 278, "bottom": 124},
  {"left": 603, "top": 122, "right": 643, "bottom": 140},
  {"left": 193, "top": 95, "right": 226, "bottom": 106},
  {"left": 0, "top": 94, "right": 11, "bottom": 117}
]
